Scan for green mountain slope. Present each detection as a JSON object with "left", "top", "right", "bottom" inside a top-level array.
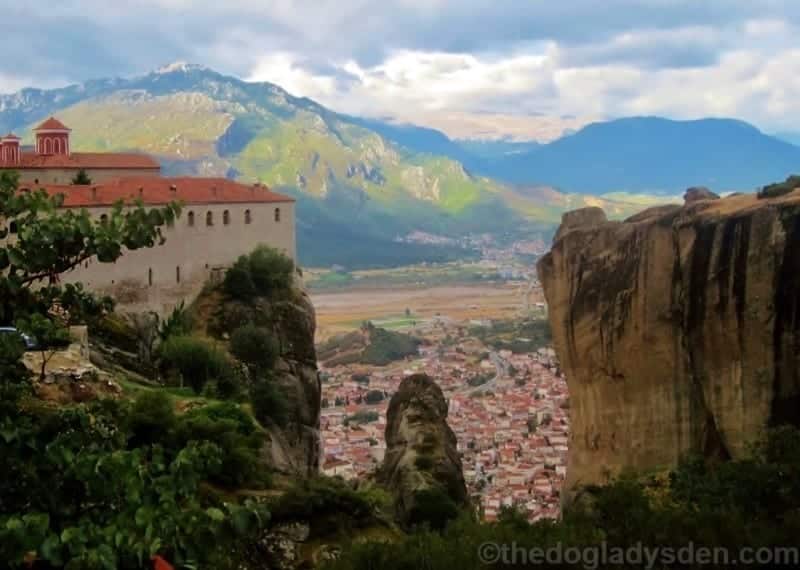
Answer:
[{"left": 0, "top": 64, "right": 648, "bottom": 267}]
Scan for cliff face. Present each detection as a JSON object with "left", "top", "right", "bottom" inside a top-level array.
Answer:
[
  {"left": 538, "top": 190, "right": 800, "bottom": 497},
  {"left": 377, "top": 374, "right": 468, "bottom": 523},
  {"left": 203, "top": 286, "right": 322, "bottom": 477}
]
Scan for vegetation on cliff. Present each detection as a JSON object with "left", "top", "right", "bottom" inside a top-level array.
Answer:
[
  {"left": 0, "top": 172, "right": 270, "bottom": 568},
  {"left": 328, "top": 426, "right": 800, "bottom": 570}
]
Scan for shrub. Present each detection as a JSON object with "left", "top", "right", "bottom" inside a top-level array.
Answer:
[
  {"left": 158, "top": 300, "right": 193, "bottom": 342},
  {"left": 159, "top": 335, "right": 230, "bottom": 394},
  {"left": 405, "top": 488, "right": 461, "bottom": 531},
  {"left": 364, "top": 389, "right": 385, "bottom": 404},
  {"left": 251, "top": 378, "right": 289, "bottom": 426},
  {"left": 248, "top": 245, "right": 294, "bottom": 295},
  {"left": 758, "top": 175, "right": 800, "bottom": 199},
  {"left": 270, "top": 477, "right": 374, "bottom": 535},
  {"left": 223, "top": 246, "right": 294, "bottom": 301},
  {"left": 127, "top": 390, "right": 176, "bottom": 447},
  {"left": 174, "top": 402, "right": 262, "bottom": 488},
  {"left": 230, "top": 324, "right": 278, "bottom": 375},
  {"left": 223, "top": 261, "right": 256, "bottom": 301}
]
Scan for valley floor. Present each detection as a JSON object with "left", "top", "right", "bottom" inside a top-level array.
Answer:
[{"left": 312, "top": 276, "right": 568, "bottom": 522}]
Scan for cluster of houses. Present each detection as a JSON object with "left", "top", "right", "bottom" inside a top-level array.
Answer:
[{"left": 319, "top": 319, "right": 569, "bottom": 522}]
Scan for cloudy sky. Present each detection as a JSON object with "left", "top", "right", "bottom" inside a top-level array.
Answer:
[{"left": 3, "top": 0, "right": 800, "bottom": 132}]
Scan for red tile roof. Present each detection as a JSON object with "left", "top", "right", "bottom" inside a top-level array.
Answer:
[
  {"left": 30, "top": 177, "right": 294, "bottom": 208},
  {"left": 34, "top": 117, "right": 71, "bottom": 131},
  {"left": 2, "top": 133, "right": 20, "bottom": 140},
  {"left": 0, "top": 151, "right": 160, "bottom": 170}
]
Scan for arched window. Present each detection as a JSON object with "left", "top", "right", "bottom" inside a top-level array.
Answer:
[
  {"left": 54, "top": 139, "right": 60, "bottom": 154},
  {"left": 274, "top": 207, "right": 281, "bottom": 222},
  {"left": 244, "top": 209, "right": 252, "bottom": 224},
  {"left": 223, "top": 210, "right": 230, "bottom": 225},
  {"left": 9, "top": 221, "right": 17, "bottom": 234},
  {"left": 187, "top": 211, "right": 195, "bottom": 227},
  {"left": 44, "top": 138, "right": 52, "bottom": 154},
  {"left": 206, "top": 211, "right": 213, "bottom": 226},
  {"left": 148, "top": 268, "right": 153, "bottom": 287},
  {"left": 100, "top": 214, "right": 109, "bottom": 224}
]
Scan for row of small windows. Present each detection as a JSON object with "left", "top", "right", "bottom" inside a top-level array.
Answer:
[{"left": 186, "top": 208, "right": 281, "bottom": 227}]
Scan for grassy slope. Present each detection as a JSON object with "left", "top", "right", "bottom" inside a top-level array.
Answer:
[{"left": 19, "top": 91, "right": 659, "bottom": 267}]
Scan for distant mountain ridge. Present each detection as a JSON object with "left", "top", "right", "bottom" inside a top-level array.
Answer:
[
  {"left": 363, "top": 115, "right": 800, "bottom": 195},
  {"left": 0, "top": 64, "right": 646, "bottom": 267}
]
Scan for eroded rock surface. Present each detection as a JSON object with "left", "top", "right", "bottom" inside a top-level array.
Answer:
[
  {"left": 538, "top": 189, "right": 800, "bottom": 499},
  {"left": 377, "top": 374, "right": 468, "bottom": 523}
]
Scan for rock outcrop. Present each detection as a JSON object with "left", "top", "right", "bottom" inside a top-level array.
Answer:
[
  {"left": 377, "top": 374, "right": 468, "bottom": 523},
  {"left": 538, "top": 189, "right": 800, "bottom": 499},
  {"left": 204, "top": 286, "right": 322, "bottom": 477}
]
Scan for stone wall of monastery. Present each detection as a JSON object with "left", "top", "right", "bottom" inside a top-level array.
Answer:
[
  {"left": 18, "top": 168, "right": 160, "bottom": 186},
  {"left": 61, "top": 201, "right": 296, "bottom": 314}
]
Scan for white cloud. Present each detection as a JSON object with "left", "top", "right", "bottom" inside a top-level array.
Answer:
[
  {"left": 234, "top": 19, "right": 800, "bottom": 132},
  {"left": 247, "top": 54, "right": 338, "bottom": 98}
]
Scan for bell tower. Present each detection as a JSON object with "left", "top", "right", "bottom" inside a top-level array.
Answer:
[
  {"left": 34, "top": 117, "right": 71, "bottom": 156},
  {"left": 0, "top": 133, "right": 21, "bottom": 165}
]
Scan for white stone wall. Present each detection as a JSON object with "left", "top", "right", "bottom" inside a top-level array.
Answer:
[
  {"left": 16, "top": 168, "right": 160, "bottom": 186},
  {"left": 60, "top": 201, "right": 296, "bottom": 314}
]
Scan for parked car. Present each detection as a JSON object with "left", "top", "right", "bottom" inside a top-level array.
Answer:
[{"left": 0, "top": 326, "right": 38, "bottom": 350}]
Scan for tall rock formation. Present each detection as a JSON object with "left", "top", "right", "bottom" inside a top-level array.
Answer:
[
  {"left": 377, "top": 374, "right": 468, "bottom": 523},
  {"left": 538, "top": 189, "right": 800, "bottom": 498},
  {"left": 202, "top": 285, "right": 322, "bottom": 477}
]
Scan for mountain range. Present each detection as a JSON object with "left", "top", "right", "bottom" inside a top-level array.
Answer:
[{"left": 1, "top": 63, "right": 798, "bottom": 266}]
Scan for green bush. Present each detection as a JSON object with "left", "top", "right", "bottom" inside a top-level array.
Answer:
[
  {"left": 248, "top": 245, "right": 294, "bottom": 294},
  {"left": 174, "top": 402, "right": 263, "bottom": 488},
  {"left": 159, "top": 335, "right": 230, "bottom": 394},
  {"left": 158, "top": 300, "right": 193, "bottom": 342},
  {"left": 223, "top": 245, "right": 294, "bottom": 301},
  {"left": 758, "top": 175, "right": 800, "bottom": 199},
  {"left": 405, "top": 488, "right": 461, "bottom": 531},
  {"left": 251, "top": 378, "right": 289, "bottom": 427},
  {"left": 270, "top": 477, "right": 374, "bottom": 535},
  {"left": 230, "top": 324, "right": 278, "bottom": 375},
  {"left": 127, "top": 390, "right": 176, "bottom": 447},
  {"left": 223, "top": 261, "right": 256, "bottom": 301}
]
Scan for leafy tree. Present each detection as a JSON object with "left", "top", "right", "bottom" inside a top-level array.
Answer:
[
  {"left": 70, "top": 169, "right": 92, "bottom": 185},
  {"left": 159, "top": 335, "right": 230, "bottom": 393},
  {"left": 247, "top": 245, "right": 294, "bottom": 295},
  {"left": 157, "top": 300, "right": 193, "bottom": 342},
  {"left": 223, "top": 245, "right": 294, "bottom": 301},
  {"left": 0, "top": 171, "right": 179, "bottom": 323},
  {"left": 364, "top": 389, "right": 385, "bottom": 404},
  {"left": 16, "top": 312, "right": 71, "bottom": 380},
  {"left": 230, "top": 324, "right": 278, "bottom": 376},
  {"left": 0, "top": 172, "right": 271, "bottom": 568},
  {"left": 405, "top": 488, "right": 461, "bottom": 531},
  {"left": 223, "top": 261, "right": 256, "bottom": 301},
  {"left": 251, "top": 377, "right": 288, "bottom": 426}
]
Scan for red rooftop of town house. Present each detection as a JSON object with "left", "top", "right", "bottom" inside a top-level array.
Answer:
[
  {"left": 30, "top": 177, "right": 295, "bottom": 208},
  {"left": 34, "top": 117, "right": 71, "bottom": 131}
]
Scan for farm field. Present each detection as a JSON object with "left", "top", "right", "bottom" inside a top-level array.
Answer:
[{"left": 310, "top": 283, "right": 542, "bottom": 341}]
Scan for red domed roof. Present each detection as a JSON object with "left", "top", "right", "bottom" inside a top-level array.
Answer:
[
  {"left": 34, "top": 117, "right": 71, "bottom": 131},
  {"left": 2, "top": 133, "right": 20, "bottom": 140}
]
